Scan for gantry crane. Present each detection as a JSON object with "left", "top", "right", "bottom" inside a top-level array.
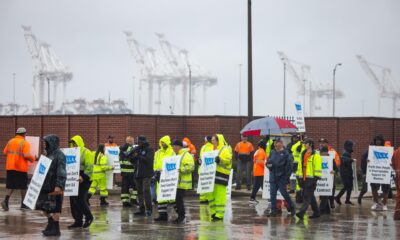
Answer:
[
  {"left": 22, "top": 26, "right": 72, "bottom": 114},
  {"left": 356, "top": 55, "right": 399, "bottom": 117},
  {"left": 278, "top": 51, "right": 344, "bottom": 116}
]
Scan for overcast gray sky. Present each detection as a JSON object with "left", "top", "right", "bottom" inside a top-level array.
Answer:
[{"left": 0, "top": 0, "right": 399, "bottom": 117}]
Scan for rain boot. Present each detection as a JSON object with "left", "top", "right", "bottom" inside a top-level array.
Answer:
[
  {"left": 42, "top": 217, "right": 54, "bottom": 234},
  {"left": 100, "top": 197, "right": 109, "bottom": 206},
  {"left": 43, "top": 219, "right": 60, "bottom": 236}
]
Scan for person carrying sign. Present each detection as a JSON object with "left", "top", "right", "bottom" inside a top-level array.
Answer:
[
  {"left": 68, "top": 135, "right": 94, "bottom": 229},
  {"left": 249, "top": 140, "right": 267, "bottom": 204},
  {"left": 88, "top": 144, "right": 114, "bottom": 206},
  {"left": 207, "top": 134, "right": 233, "bottom": 222},
  {"left": 105, "top": 135, "right": 117, "bottom": 147},
  {"left": 295, "top": 138, "right": 322, "bottom": 220},
  {"left": 154, "top": 135, "right": 175, "bottom": 221},
  {"left": 198, "top": 136, "right": 214, "bottom": 203},
  {"left": 335, "top": 140, "right": 355, "bottom": 205},
  {"left": 171, "top": 140, "right": 195, "bottom": 223},
  {"left": 234, "top": 136, "right": 255, "bottom": 191},
  {"left": 266, "top": 138, "right": 295, "bottom": 217},
  {"left": 2, "top": 127, "right": 35, "bottom": 211},
  {"left": 318, "top": 146, "right": 338, "bottom": 215},
  {"left": 318, "top": 138, "right": 340, "bottom": 208},
  {"left": 392, "top": 144, "right": 400, "bottom": 220},
  {"left": 36, "top": 135, "right": 66, "bottom": 236},
  {"left": 358, "top": 135, "right": 384, "bottom": 205},
  {"left": 119, "top": 136, "right": 137, "bottom": 207}
]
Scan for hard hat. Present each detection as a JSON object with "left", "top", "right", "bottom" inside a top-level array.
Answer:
[{"left": 16, "top": 127, "right": 27, "bottom": 134}]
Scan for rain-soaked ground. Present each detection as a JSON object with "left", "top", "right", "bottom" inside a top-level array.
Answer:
[{"left": 0, "top": 194, "right": 399, "bottom": 240}]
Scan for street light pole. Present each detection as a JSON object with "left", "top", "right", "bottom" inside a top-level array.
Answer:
[
  {"left": 333, "top": 63, "right": 342, "bottom": 117},
  {"left": 132, "top": 76, "right": 135, "bottom": 114},
  {"left": 238, "top": 64, "right": 242, "bottom": 116},
  {"left": 13, "top": 73, "right": 16, "bottom": 115},
  {"left": 247, "top": 0, "right": 253, "bottom": 120},
  {"left": 47, "top": 77, "right": 50, "bottom": 115},
  {"left": 283, "top": 61, "right": 286, "bottom": 117},
  {"left": 188, "top": 64, "right": 192, "bottom": 116}
]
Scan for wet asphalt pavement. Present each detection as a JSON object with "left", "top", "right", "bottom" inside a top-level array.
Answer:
[{"left": 0, "top": 194, "right": 399, "bottom": 240}]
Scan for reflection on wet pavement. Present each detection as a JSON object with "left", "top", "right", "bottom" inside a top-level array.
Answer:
[{"left": 0, "top": 196, "right": 399, "bottom": 239}]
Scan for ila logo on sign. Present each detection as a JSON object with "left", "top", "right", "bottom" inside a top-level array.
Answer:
[
  {"left": 204, "top": 157, "right": 214, "bottom": 166},
  {"left": 322, "top": 162, "right": 329, "bottom": 169},
  {"left": 39, "top": 163, "right": 46, "bottom": 175},
  {"left": 108, "top": 150, "right": 118, "bottom": 155},
  {"left": 66, "top": 155, "right": 76, "bottom": 164},
  {"left": 374, "top": 151, "right": 389, "bottom": 160},
  {"left": 166, "top": 163, "right": 176, "bottom": 171}
]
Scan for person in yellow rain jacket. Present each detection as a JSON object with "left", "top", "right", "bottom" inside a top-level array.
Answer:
[
  {"left": 295, "top": 138, "right": 322, "bottom": 220},
  {"left": 68, "top": 135, "right": 94, "bottom": 228},
  {"left": 198, "top": 136, "right": 214, "bottom": 203},
  {"left": 153, "top": 136, "right": 175, "bottom": 221},
  {"left": 292, "top": 136, "right": 305, "bottom": 203},
  {"left": 171, "top": 139, "right": 195, "bottom": 224},
  {"left": 88, "top": 144, "right": 114, "bottom": 206},
  {"left": 207, "top": 134, "right": 233, "bottom": 222}
]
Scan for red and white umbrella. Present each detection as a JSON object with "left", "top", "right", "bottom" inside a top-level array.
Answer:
[{"left": 240, "top": 117, "right": 298, "bottom": 136}]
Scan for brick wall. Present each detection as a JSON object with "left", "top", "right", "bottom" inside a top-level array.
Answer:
[{"left": 0, "top": 115, "right": 398, "bottom": 180}]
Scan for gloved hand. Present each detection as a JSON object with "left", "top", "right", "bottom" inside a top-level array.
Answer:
[{"left": 215, "top": 156, "right": 221, "bottom": 164}]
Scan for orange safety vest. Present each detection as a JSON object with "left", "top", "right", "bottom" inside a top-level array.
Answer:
[
  {"left": 3, "top": 135, "right": 33, "bottom": 172},
  {"left": 235, "top": 141, "right": 254, "bottom": 155},
  {"left": 253, "top": 147, "right": 266, "bottom": 176},
  {"left": 105, "top": 143, "right": 117, "bottom": 147}
]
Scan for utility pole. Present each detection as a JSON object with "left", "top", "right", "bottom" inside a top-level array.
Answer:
[
  {"left": 13, "top": 73, "right": 16, "bottom": 115},
  {"left": 47, "top": 77, "right": 50, "bottom": 115},
  {"left": 333, "top": 63, "right": 342, "bottom": 117},
  {"left": 188, "top": 64, "right": 192, "bottom": 115},
  {"left": 238, "top": 64, "right": 242, "bottom": 116},
  {"left": 132, "top": 76, "right": 135, "bottom": 114},
  {"left": 283, "top": 61, "right": 286, "bottom": 116},
  {"left": 247, "top": 0, "right": 253, "bottom": 120}
]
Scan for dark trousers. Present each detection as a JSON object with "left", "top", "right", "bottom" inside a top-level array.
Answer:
[
  {"left": 135, "top": 177, "right": 152, "bottom": 212},
  {"left": 358, "top": 175, "right": 368, "bottom": 200},
  {"left": 250, "top": 176, "right": 264, "bottom": 199},
  {"left": 175, "top": 189, "right": 186, "bottom": 217},
  {"left": 329, "top": 173, "right": 337, "bottom": 205},
  {"left": 121, "top": 173, "right": 135, "bottom": 202},
  {"left": 70, "top": 180, "right": 92, "bottom": 223},
  {"left": 297, "top": 179, "right": 319, "bottom": 217},
  {"left": 337, "top": 176, "right": 353, "bottom": 202},
  {"left": 236, "top": 155, "right": 252, "bottom": 187},
  {"left": 319, "top": 196, "right": 331, "bottom": 214},
  {"left": 270, "top": 180, "right": 295, "bottom": 212}
]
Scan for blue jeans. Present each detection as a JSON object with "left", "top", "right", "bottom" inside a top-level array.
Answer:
[{"left": 270, "top": 180, "right": 295, "bottom": 212}]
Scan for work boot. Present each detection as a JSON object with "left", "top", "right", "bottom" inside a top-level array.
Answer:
[
  {"left": 100, "top": 197, "right": 109, "bottom": 206},
  {"left": 247, "top": 185, "right": 252, "bottom": 191},
  {"left": 235, "top": 185, "right": 241, "bottom": 190},
  {"left": 87, "top": 193, "right": 92, "bottom": 206},
  {"left": 42, "top": 217, "right": 54, "bottom": 234},
  {"left": 295, "top": 213, "right": 304, "bottom": 220},
  {"left": 83, "top": 215, "right": 93, "bottom": 228},
  {"left": 67, "top": 221, "right": 82, "bottom": 229},
  {"left": 154, "top": 212, "right": 168, "bottom": 222},
  {"left": 1, "top": 200, "right": 9, "bottom": 211},
  {"left": 123, "top": 202, "right": 132, "bottom": 208},
  {"left": 172, "top": 215, "right": 186, "bottom": 224},
  {"left": 335, "top": 196, "right": 342, "bottom": 205},
  {"left": 345, "top": 200, "right": 354, "bottom": 205},
  {"left": 20, "top": 203, "right": 29, "bottom": 209},
  {"left": 43, "top": 220, "right": 60, "bottom": 236},
  {"left": 357, "top": 196, "right": 362, "bottom": 205}
]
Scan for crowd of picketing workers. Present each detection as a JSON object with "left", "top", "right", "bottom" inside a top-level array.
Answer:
[{"left": 2, "top": 127, "right": 400, "bottom": 237}]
